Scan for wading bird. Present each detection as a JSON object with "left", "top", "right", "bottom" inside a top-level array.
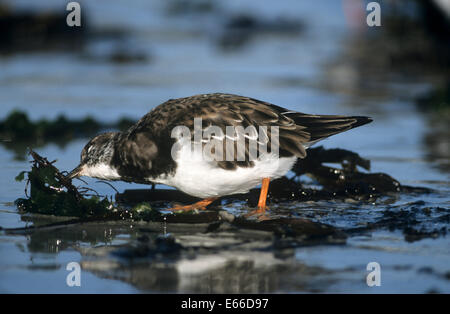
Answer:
[{"left": 68, "top": 93, "right": 371, "bottom": 215}]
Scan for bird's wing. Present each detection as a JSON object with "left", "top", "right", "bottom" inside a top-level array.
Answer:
[{"left": 125, "top": 93, "right": 372, "bottom": 171}]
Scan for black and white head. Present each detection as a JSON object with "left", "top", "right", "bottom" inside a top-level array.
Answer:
[{"left": 68, "top": 132, "right": 121, "bottom": 180}]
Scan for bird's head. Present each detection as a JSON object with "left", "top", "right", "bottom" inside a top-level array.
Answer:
[{"left": 68, "top": 132, "right": 121, "bottom": 180}]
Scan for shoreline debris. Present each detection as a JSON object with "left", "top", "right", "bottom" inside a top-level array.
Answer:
[{"left": 15, "top": 149, "right": 113, "bottom": 217}]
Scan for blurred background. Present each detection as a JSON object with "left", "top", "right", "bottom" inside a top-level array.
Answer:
[{"left": 0, "top": 0, "right": 449, "bottom": 293}]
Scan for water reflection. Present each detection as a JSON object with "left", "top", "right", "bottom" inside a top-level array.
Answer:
[{"left": 0, "top": 0, "right": 449, "bottom": 293}]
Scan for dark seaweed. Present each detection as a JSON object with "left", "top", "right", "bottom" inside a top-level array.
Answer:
[
  {"left": 15, "top": 150, "right": 113, "bottom": 217},
  {"left": 0, "top": 111, "right": 135, "bottom": 142},
  {"left": 0, "top": 111, "right": 135, "bottom": 160}
]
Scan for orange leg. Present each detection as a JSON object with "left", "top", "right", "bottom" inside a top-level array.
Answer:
[
  {"left": 246, "top": 177, "right": 270, "bottom": 218},
  {"left": 166, "top": 197, "right": 218, "bottom": 212},
  {"left": 257, "top": 177, "right": 270, "bottom": 211}
]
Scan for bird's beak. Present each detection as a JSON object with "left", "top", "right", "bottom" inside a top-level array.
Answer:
[{"left": 67, "top": 164, "right": 84, "bottom": 179}]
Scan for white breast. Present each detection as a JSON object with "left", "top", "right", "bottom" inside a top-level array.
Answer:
[{"left": 151, "top": 140, "right": 297, "bottom": 198}]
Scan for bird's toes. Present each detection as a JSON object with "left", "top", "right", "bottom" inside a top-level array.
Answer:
[{"left": 244, "top": 207, "right": 270, "bottom": 220}]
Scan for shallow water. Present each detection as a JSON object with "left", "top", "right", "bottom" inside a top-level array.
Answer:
[{"left": 0, "top": 0, "right": 449, "bottom": 293}]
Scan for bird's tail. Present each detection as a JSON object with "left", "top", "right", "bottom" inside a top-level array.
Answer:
[{"left": 283, "top": 112, "right": 372, "bottom": 146}]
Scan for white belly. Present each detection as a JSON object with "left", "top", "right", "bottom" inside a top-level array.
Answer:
[{"left": 151, "top": 140, "right": 297, "bottom": 198}]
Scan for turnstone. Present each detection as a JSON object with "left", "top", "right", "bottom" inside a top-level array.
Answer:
[{"left": 68, "top": 93, "right": 372, "bottom": 214}]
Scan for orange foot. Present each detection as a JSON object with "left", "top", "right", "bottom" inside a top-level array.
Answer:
[
  {"left": 245, "top": 207, "right": 271, "bottom": 221},
  {"left": 166, "top": 197, "right": 218, "bottom": 212},
  {"left": 245, "top": 177, "right": 271, "bottom": 221}
]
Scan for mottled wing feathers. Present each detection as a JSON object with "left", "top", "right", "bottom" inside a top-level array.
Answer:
[{"left": 119, "top": 93, "right": 372, "bottom": 173}]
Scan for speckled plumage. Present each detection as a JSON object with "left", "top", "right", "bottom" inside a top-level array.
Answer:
[{"left": 71, "top": 93, "right": 372, "bottom": 197}]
